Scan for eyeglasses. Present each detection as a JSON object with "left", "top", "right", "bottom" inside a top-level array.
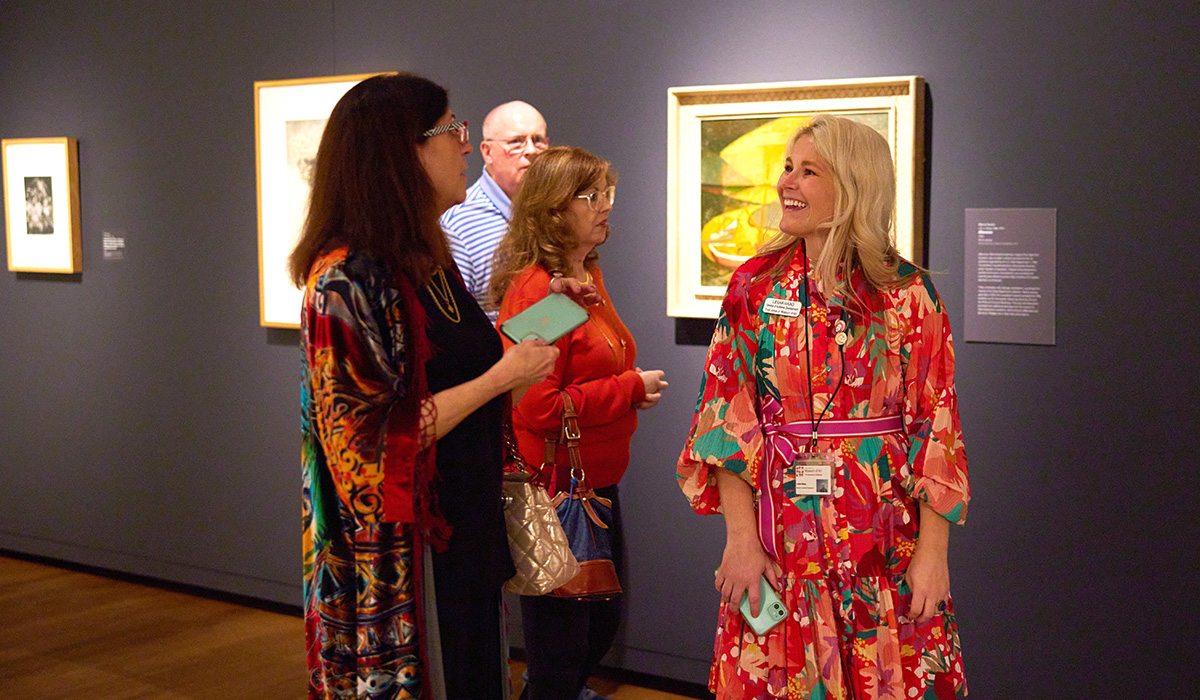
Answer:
[
  {"left": 575, "top": 185, "right": 616, "bottom": 211},
  {"left": 483, "top": 134, "right": 549, "bottom": 154},
  {"left": 422, "top": 120, "right": 469, "bottom": 144}
]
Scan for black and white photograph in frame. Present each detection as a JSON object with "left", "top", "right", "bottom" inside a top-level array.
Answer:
[
  {"left": 24, "top": 176, "right": 54, "bottom": 234},
  {"left": 3, "top": 137, "right": 81, "bottom": 273}
]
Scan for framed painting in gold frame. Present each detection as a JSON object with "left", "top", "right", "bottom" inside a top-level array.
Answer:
[
  {"left": 666, "top": 76, "right": 925, "bottom": 318},
  {"left": 3, "top": 137, "right": 82, "bottom": 274},
  {"left": 254, "top": 72, "right": 383, "bottom": 328}
]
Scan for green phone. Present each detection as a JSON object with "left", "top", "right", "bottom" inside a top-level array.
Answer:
[
  {"left": 739, "top": 576, "right": 787, "bottom": 636},
  {"left": 499, "top": 293, "right": 588, "bottom": 344}
]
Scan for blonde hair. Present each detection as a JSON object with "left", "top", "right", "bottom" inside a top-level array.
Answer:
[
  {"left": 758, "top": 114, "right": 918, "bottom": 304},
  {"left": 488, "top": 146, "right": 616, "bottom": 306}
]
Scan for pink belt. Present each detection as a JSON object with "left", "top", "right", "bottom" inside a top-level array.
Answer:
[
  {"left": 757, "top": 398, "right": 904, "bottom": 561},
  {"left": 764, "top": 415, "right": 905, "bottom": 441}
]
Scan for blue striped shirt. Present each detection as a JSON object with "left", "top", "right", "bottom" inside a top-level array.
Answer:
[{"left": 439, "top": 168, "right": 511, "bottom": 322}]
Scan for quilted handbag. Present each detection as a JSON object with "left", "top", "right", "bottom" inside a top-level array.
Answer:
[
  {"left": 545, "top": 393, "right": 622, "bottom": 600},
  {"left": 502, "top": 426, "right": 580, "bottom": 596}
]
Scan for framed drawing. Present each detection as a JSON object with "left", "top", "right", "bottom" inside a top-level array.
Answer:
[
  {"left": 255, "top": 72, "right": 383, "bottom": 328},
  {"left": 3, "top": 137, "right": 82, "bottom": 273},
  {"left": 667, "top": 76, "right": 925, "bottom": 318}
]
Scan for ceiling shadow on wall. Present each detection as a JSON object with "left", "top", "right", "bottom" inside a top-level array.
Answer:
[
  {"left": 920, "top": 82, "right": 934, "bottom": 268},
  {"left": 15, "top": 271, "right": 83, "bottom": 283},
  {"left": 674, "top": 317, "right": 717, "bottom": 346},
  {"left": 266, "top": 327, "right": 301, "bottom": 346}
]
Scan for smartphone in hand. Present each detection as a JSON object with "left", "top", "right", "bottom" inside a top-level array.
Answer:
[
  {"left": 739, "top": 576, "right": 787, "bottom": 635},
  {"left": 500, "top": 293, "right": 588, "bottom": 344}
]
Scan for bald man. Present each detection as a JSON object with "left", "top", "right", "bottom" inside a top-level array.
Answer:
[{"left": 440, "top": 100, "right": 548, "bottom": 321}]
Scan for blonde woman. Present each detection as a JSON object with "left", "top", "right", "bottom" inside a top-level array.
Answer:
[
  {"left": 678, "top": 115, "right": 970, "bottom": 699},
  {"left": 491, "top": 146, "right": 667, "bottom": 700}
]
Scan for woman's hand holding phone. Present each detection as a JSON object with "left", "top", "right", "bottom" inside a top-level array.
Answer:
[{"left": 495, "top": 339, "right": 558, "bottom": 403}]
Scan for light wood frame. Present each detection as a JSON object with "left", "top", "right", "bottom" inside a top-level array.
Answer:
[
  {"left": 3, "top": 137, "right": 82, "bottom": 274},
  {"left": 254, "top": 73, "right": 383, "bottom": 328},
  {"left": 666, "top": 76, "right": 926, "bottom": 318}
]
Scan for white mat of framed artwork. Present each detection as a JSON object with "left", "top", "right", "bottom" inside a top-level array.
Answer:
[
  {"left": 666, "top": 77, "right": 924, "bottom": 318},
  {"left": 3, "top": 137, "right": 82, "bottom": 273},
  {"left": 255, "top": 73, "right": 380, "bottom": 328}
]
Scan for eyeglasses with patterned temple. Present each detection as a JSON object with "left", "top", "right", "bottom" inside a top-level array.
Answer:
[
  {"left": 484, "top": 134, "right": 549, "bottom": 154},
  {"left": 575, "top": 185, "right": 616, "bottom": 211},
  {"left": 422, "top": 120, "right": 469, "bottom": 144}
]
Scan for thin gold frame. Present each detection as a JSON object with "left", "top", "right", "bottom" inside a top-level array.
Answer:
[
  {"left": 3, "top": 137, "right": 82, "bottom": 274},
  {"left": 666, "top": 76, "right": 926, "bottom": 318},
  {"left": 254, "top": 72, "right": 383, "bottom": 328}
]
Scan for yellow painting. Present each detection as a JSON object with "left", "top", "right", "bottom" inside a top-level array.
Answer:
[
  {"left": 699, "top": 112, "right": 890, "bottom": 289},
  {"left": 667, "top": 77, "right": 925, "bottom": 318}
]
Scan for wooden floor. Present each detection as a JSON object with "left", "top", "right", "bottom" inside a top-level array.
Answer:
[{"left": 0, "top": 555, "right": 700, "bottom": 699}]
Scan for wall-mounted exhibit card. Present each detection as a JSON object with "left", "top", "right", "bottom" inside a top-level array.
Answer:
[
  {"left": 102, "top": 231, "right": 125, "bottom": 260},
  {"left": 964, "top": 208, "right": 1056, "bottom": 345}
]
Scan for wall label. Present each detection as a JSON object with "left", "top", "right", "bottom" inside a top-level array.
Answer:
[
  {"left": 964, "top": 208, "right": 1056, "bottom": 345},
  {"left": 102, "top": 231, "right": 125, "bottom": 260}
]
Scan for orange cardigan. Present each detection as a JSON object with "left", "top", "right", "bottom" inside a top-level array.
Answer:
[{"left": 497, "top": 264, "right": 645, "bottom": 490}]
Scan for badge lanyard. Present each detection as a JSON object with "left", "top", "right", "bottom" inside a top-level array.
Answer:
[
  {"left": 770, "top": 239, "right": 848, "bottom": 497},
  {"left": 797, "top": 239, "right": 848, "bottom": 452}
]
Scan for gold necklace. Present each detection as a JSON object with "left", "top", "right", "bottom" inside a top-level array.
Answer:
[
  {"left": 426, "top": 269, "right": 461, "bottom": 323},
  {"left": 592, "top": 305, "right": 626, "bottom": 366},
  {"left": 579, "top": 267, "right": 602, "bottom": 305}
]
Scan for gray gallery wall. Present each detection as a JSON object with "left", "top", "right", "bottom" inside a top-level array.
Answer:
[{"left": 2, "top": 1, "right": 1198, "bottom": 696}]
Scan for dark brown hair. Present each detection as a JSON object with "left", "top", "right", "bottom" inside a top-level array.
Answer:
[
  {"left": 288, "top": 72, "right": 453, "bottom": 288},
  {"left": 488, "top": 146, "right": 616, "bottom": 306}
]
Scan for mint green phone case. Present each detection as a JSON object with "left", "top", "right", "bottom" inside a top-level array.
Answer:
[
  {"left": 499, "top": 293, "right": 588, "bottom": 344},
  {"left": 739, "top": 576, "right": 787, "bottom": 635}
]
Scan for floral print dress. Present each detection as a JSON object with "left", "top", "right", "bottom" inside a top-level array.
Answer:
[{"left": 678, "top": 249, "right": 970, "bottom": 700}]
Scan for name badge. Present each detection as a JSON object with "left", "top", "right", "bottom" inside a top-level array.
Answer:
[
  {"left": 763, "top": 297, "right": 803, "bottom": 317},
  {"left": 791, "top": 452, "right": 835, "bottom": 496}
]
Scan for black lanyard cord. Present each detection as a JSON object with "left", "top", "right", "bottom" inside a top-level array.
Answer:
[{"left": 797, "top": 240, "right": 847, "bottom": 451}]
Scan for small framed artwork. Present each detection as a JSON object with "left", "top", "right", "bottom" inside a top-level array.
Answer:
[
  {"left": 255, "top": 72, "right": 383, "bottom": 328},
  {"left": 666, "top": 76, "right": 926, "bottom": 318},
  {"left": 3, "top": 137, "right": 82, "bottom": 273}
]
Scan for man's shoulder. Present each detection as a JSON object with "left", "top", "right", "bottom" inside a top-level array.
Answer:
[
  {"left": 441, "top": 179, "right": 504, "bottom": 226},
  {"left": 442, "top": 197, "right": 504, "bottom": 224}
]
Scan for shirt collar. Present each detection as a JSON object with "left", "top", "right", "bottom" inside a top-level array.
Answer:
[{"left": 480, "top": 167, "right": 512, "bottom": 220}]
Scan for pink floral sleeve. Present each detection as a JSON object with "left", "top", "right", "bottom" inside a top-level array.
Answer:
[
  {"left": 899, "top": 274, "right": 970, "bottom": 523},
  {"left": 677, "top": 266, "right": 765, "bottom": 515}
]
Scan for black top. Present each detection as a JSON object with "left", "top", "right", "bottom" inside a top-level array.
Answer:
[{"left": 418, "top": 267, "right": 514, "bottom": 591}]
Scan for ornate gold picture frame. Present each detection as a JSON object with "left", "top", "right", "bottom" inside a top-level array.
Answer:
[{"left": 667, "top": 76, "right": 926, "bottom": 318}]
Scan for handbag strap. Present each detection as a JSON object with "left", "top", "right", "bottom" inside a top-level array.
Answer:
[
  {"left": 543, "top": 391, "right": 588, "bottom": 486},
  {"left": 503, "top": 418, "right": 529, "bottom": 472},
  {"left": 548, "top": 392, "right": 608, "bottom": 528}
]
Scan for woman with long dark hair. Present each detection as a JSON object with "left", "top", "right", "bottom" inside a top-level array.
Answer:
[{"left": 290, "top": 73, "right": 559, "bottom": 700}]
